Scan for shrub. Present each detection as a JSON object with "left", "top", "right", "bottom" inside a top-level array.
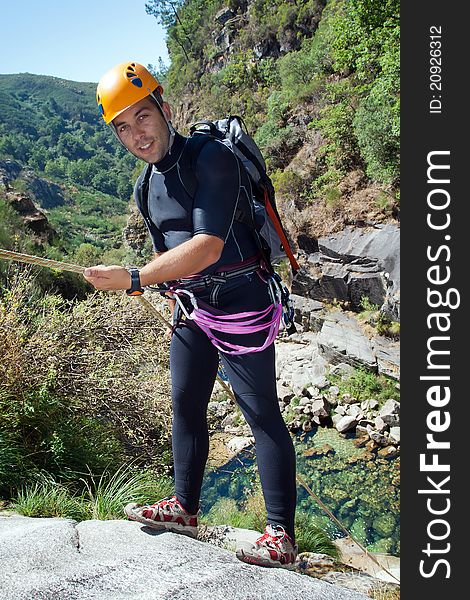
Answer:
[
  {"left": 353, "top": 90, "right": 399, "bottom": 184},
  {"left": 0, "top": 272, "right": 172, "bottom": 498},
  {"left": 295, "top": 512, "right": 340, "bottom": 556},
  {"left": 328, "top": 366, "right": 399, "bottom": 405},
  {"left": 13, "top": 475, "right": 88, "bottom": 520}
]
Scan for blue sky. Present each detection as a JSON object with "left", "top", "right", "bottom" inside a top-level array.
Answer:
[{"left": 0, "top": 0, "right": 170, "bottom": 83}]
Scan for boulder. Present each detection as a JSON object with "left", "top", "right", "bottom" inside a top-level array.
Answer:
[
  {"left": 367, "top": 429, "right": 390, "bottom": 447},
  {"left": 346, "top": 404, "right": 363, "bottom": 419},
  {"left": 389, "top": 427, "right": 400, "bottom": 444},
  {"left": 329, "top": 363, "right": 356, "bottom": 379},
  {"left": 361, "top": 399, "right": 379, "bottom": 411},
  {"left": 0, "top": 517, "right": 369, "bottom": 600},
  {"left": 290, "top": 294, "right": 325, "bottom": 332},
  {"left": 328, "top": 385, "right": 340, "bottom": 398},
  {"left": 311, "top": 398, "right": 329, "bottom": 417},
  {"left": 318, "top": 312, "right": 376, "bottom": 372},
  {"left": 377, "top": 446, "right": 400, "bottom": 459},
  {"left": 335, "top": 416, "right": 358, "bottom": 433},
  {"left": 379, "top": 400, "right": 400, "bottom": 427},
  {"left": 373, "top": 416, "right": 388, "bottom": 433},
  {"left": 372, "top": 336, "right": 400, "bottom": 380},
  {"left": 317, "top": 223, "right": 400, "bottom": 320},
  {"left": 215, "top": 7, "right": 235, "bottom": 26},
  {"left": 276, "top": 382, "right": 294, "bottom": 403}
]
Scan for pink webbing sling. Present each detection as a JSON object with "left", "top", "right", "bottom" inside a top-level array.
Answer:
[{"left": 172, "top": 288, "right": 282, "bottom": 355}]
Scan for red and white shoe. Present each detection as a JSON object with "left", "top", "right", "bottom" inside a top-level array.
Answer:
[
  {"left": 124, "top": 495, "right": 198, "bottom": 538},
  {"left": 236, "top": 524, "right": 298, "bottom": 568}
]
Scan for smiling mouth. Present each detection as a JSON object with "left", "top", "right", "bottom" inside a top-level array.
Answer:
[{"left": 139, "top": 141, "right": 153, "bottom": 151}]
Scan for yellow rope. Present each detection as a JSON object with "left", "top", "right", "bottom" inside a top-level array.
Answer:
[
  {"left": 0, "top": 248, "right": 85, "bottom": 274},
  {"left": 0, "top": 247, "right": 400, "bottom": 583}
]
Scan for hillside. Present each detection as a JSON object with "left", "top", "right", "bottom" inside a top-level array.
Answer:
[
  {"left": 153, "top": 0, "right": 399, "bottom": 244},
  {"left": 0, "top": 73, "right": 146, "bottom": 271}
]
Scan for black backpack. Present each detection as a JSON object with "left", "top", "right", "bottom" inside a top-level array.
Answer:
[{"left": 188, "top": 116, "right": 299, "bottom": 275}]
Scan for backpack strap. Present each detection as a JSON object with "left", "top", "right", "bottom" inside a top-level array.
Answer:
[{"left": 134, "top": 162, "right": 153, "bottom": 222}]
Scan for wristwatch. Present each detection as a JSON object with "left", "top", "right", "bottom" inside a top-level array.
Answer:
[{"left": 126, "top": 268, "right": 144, "bottom": 296}]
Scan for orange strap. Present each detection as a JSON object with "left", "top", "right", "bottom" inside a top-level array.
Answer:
[{"left": 264, "top": 188, "right": 299, "bottom": 273}]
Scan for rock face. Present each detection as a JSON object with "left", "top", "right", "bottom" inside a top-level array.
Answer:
[
  {"left": 0, "top": 516, "right": 369, "bottom": 600},
  {"left": 6, "top": 193, "right": 57, "bottom": 242},
  {"left": 21, "top": 170, "right": 67, "bottom": 209},
  {"left": 292, "top": 224, "right": 400, "bottom": 321},
  {"left": 314, "top": 310, "right": 399, "bottom": 379}
]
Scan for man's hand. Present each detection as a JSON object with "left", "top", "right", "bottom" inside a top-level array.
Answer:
[{"left": 83, "top": 265, "right": 131, "bottom": 291}]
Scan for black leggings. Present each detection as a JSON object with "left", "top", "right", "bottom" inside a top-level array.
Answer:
[{"left": 169, "top": 274, "right": 297, "bottom": 541}]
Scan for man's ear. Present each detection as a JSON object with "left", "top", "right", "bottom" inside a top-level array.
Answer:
[{"left": 162, "top": 102, "right": 173, "bottom": 121}]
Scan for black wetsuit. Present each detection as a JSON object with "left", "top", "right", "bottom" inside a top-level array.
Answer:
[{"left": 134, "top": 132, "right": 297, "bottom": 539}]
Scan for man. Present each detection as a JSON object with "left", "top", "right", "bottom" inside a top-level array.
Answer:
[{"left": 85, "top": 61, "right": 297, "bottom": 567}]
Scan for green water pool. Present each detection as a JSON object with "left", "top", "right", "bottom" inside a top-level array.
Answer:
[{"left": 201, "top": 427, "right": 400, "bottom": 555}]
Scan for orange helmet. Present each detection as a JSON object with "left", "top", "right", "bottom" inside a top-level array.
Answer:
[{"left": 96, "top": 61, "right": 164, "bottom": 124}]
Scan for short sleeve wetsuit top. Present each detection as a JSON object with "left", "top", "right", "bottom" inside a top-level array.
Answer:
[{"left": 133, "top": 131, "right": 260, "bottom": 277}]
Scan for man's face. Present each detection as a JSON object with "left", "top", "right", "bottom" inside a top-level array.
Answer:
[{"left": 113, "top": 96, "right": 170, "bottom": 163}]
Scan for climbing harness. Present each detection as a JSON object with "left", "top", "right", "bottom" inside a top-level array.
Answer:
[{"left": 148, "top": 257, "right": 295, "bottom": 355}]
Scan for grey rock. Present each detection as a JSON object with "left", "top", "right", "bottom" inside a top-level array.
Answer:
[
  {"left": 346, "top": 405, "right": 363, "bottom": 419},
  {"left": 221, "top": 413, "right": 237, "bottom": 429},
  {"left": 0, "top": 517, "right": 369, "bottom": 599},
  {"left": 335, "top": 405, "right": 347, "bottom": 416},
  {"left": 348, "top": 271, "right": 387, "bottom": 311},
  {"left": 328, "top": 385, "right": 340, "bottom": 398},
  {"left": 322, "top": 571, "right": 399, "bottom": 596},
  {"left": 308, "top": 263, "right": 350, "bottom": 304},
  {"left": 389, "top": 427, "right": 400, "bottom": 443},
  {"left": 300, "top": 397, "right": 312, "bottom": 406},
  {"left": 275, "top": 337, "right": 329, "bottom": 396},
  {"left": 374, "top": 416, "right": 388, "bottom": 433},
  {"left": 329, "top": 363, "right": 356, "bottom": 379},
  {"left": 367, "top": 429, "right": 390, "bottom": 447},
  {"left": 332, "top": 414, "right": 344, "bottom": 427},
  {"left": 318, "top": 223, "right": 400, "bottom": 320},
  {"left": 305, "top": 386, "right": 321, "bottom": 399},
  {"left": 226, "top": 436, "right": 254, "bottom": 454},
  {"left": 277, "top": 382, "right": 295, "bottom": 403},
  {"left": 290, "top": 294, "right": 325, "bottom": 332},
  {"left": 361, "top": 399, "right": 379, "bottom": 411},
  {"left": 341, "top": 393, "right": 358, "bottom": 405},
  {"left": 372, "top": 336, "right": 400, "bottom": 380},
  {"left": 379, "top": 400, "right": 400, "bottom": 426},
  {"left": 215, "top": 7, "right": 235, "bottom": 26},
  {"left": 335, "top": 416, "right": 358, "bottom": 433},
  {"left": 318, "top": 312, "right": 376, "bottom": 372},
  {"left": 311, "top": 398, "right": 329, "bottom": 419}
]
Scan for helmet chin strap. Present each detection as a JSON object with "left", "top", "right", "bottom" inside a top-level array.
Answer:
[
  {"left": 149, "top": 92, "right": 175, "bottom": 156},
  {"left": 110, "top": 92, "right": 175, "bottom": 158}
]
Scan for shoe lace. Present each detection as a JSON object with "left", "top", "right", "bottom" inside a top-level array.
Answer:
[
  {"left": 257, "top": 525, "right": 290, "bottom": 551},
  {"left": 150, "top": 496, "right": 178, "bottom": 511}
]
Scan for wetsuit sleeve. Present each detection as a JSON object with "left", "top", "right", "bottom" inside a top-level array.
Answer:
[
  {"left": 133, "top": 177, "right": 167, "bottom": 253},
  {"left": 192, "top": 139, "right": 240, "bottom": 242}
]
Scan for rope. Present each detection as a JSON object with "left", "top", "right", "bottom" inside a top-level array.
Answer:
[
  {"left": 0, "top": 248, "right": 85, "bottom": 274},
  {"left": 0, "top": 247, "right": 399, "bottom": 583}
]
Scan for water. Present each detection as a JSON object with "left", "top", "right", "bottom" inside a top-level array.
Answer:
[{"left": 201, "top": 427, "right": 400, "bottom": 555}]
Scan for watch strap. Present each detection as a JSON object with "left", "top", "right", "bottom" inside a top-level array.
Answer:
[{"left": 126, "top": 268, "right": 144, "bottom": 296}]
